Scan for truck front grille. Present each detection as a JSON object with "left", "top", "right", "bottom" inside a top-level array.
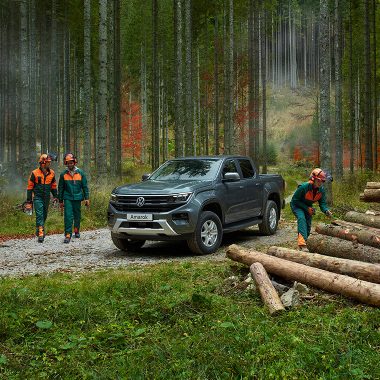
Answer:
[{"left": 112, "top": 195, "right": 185, "bottom": 213}]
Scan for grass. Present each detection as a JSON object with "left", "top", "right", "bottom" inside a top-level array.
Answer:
[{"left": 0, "top": 261, "right": 379, "bottom": 379}]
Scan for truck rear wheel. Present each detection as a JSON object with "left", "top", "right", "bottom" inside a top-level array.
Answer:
[
  {"left": 187, "top": 211, "right": 223, "bottom": 255},
  {"left": 111, "top": 232, "right": 145, "bottom": 252},
  {"left": 259, "top": 200, "right": 279, "bottom": 235}
]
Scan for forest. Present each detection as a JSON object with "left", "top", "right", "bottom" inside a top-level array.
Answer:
[{"left": 0, "top": 0, "right": 378, "bottom": 179}]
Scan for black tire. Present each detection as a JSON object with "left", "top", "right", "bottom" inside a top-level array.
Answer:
[
  {"left": 111, "top": 232, "right": 145, "bottom": 252},
  {"left": 258, "top": 200, "right": 279, "bottom": 235},
  {"left": 187, "top": 211, "right": 223, "bottom": 255}
]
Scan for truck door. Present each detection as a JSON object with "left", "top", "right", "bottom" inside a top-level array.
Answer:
[
  {"left": 238, "top": 158, "right": 263, "bottom": 217},
  {"left": 218, "top": 159, "right": 247, "bottom": 224}
]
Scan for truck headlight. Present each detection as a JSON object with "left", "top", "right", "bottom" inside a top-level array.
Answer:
[
  {"left": 171, "top": 192, "right": 192, "bottom": 203},
  {"left": 110, "top": 193, "right": 118, "bottom": 202}
]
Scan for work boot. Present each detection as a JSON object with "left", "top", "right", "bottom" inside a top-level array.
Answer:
[
  {"left": 297, "top": 245, "right": 309, "bottom": 252},
  {"left": 74, "top": 228, "right": 80, "bottom": 239},
  {"left": 37, "top": 227, "right": 44, "bottom": 243},
  {"left": 64, "top": 234, "right": 71, "bottom": 244}
]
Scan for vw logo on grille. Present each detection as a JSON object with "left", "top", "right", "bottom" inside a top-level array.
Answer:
[{"left": 136, "top": 197, "right": 145, "bottom": 207}]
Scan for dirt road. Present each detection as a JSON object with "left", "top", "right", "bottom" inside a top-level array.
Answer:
[{"left": 0, "top": 222, "right": 297, "bottom": 277}]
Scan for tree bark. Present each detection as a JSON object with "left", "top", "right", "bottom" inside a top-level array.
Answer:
[
  {"left": 250, "top": 262, "right": 285, "bottom": 315},
  {"left": 364, "top": 0, "right": 373, "bottom": 170},
  {"left": 306, "top": 234, "right": 380, "bottom": 264},
  {"left": 97, "top": 0, "right": 108, "bottom": 176},
  {"left": 267, "top": 246, "right": 380, "bottom": 284},
  {"left": 344, "top": 211, "right": 380, "bottom": 229},
  {"left": 114, "top": 0, "right": 121, "bottom": 178},
  {"left": 174, "top": 0, "right": 184, "bottom": 157},
  {"left": 334, "top": 0, "right": 343, "bottom": 179},
  {"left": 19, "top": 0, "right": 29, "bottom": 176},
  {"left": 184, "top": 0, "right": 193, "bottom": 156},
  {"left": 226, "top": 244, "right": 380, "bottom": 307},
  {"left": 83, "top": 0, "right": 91, "bottom": 175},
  {"left": 366, "top": 182, "right": 380, "bottom": 189},
  {"left": 316, "top": 223, "right": 380, "bottom": 249},
  {"left": 214, "top": 15, "right": 220, "bottom": 155},
  {"left": 319, "top": 0, "right": 332, "bottom": 203}
]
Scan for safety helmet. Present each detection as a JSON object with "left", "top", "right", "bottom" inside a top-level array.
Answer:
[
  {"left": 39, "top": 154, "right": 52, "bottom": 164},
  {"left": 310, "top": 168, "right": 326, "bottom": 182},
  {"left": 64, "top": 152, "right": 77, "bottom": 165}
]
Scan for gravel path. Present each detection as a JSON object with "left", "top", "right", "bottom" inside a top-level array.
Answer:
[{"left": 0, "top": 222, "right": 297, "bottom": 277}]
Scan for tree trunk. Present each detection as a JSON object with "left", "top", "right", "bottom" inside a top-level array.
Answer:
[
  {"left": 19, "top": 0, "right": 29, "bottom": 176},
  {"left": 319, "top": 0, "right": 332, "bottom": 203},
  {"left": 97, "top": 0, "right": 108, "bottom": 176},
  {"left": 364, "top": 0, "right": 373, "bottom": 170},
  {"left": 344, "top": 211, "right": 380, "bottom": 229},
  {"left": 108, "top": 1, "right": 115, "bottom": 176},
  {"left": 174, "top": 0, "right": 184, "bottom": 157},
  {"left": 334, "top": 0, "right": 343, "bottom": 179},
  {"left": 28, "top": 0, "right": 36, "bottom": 164},
  {"left": 226, "top": 244, "right": 380, "bottom": 307},
  {"left": 349, "top": 1, "right": 355, "bottom": 173},
  {"left": 306, "top": 234, "right": 380, "bottom": 264},
  {"left": 261, "top": 10, "right": 267, "bottom": 173},
  {"left": 267, "top": 246, "right": 380, "bottom": 284},
  {"left": 316, "top": 223, "right": 380, "bottom": 249},
  {"left": 214, "top": 15, "right": 220, "bottom": 155},
  {"left": 64, "top": 19, "right": 71, "bottom": 153},
  {"left": 152, "top": 0, "right": 159, "bottom": 169},
  {"left": 250, "top": 262, "right": 285, "bottom": 315},
  {"left": 373, "top": 0, "right": 378, "bottom": 171},
  {"left": 50, "top": 0, "right": 58, "bottom": 156},
  {"left": 114, "top": 0, "right": 121, "bottom": 177},
  {"left": 83, "top": 0, "right": 91, "bottom": 175},
  {"left": 184, "top": 0, "right": 193, "bottom": 156}
]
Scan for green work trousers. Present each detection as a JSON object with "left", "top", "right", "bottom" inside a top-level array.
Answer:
[
  {"left": 290, "top": 204, "right": 312, "bottom": 242},
  {"left": 34, "top": 197, "right": 50, "bottom": 234},
  {"left": 64, "top": 199, "right": 82, "bottom": 236}
]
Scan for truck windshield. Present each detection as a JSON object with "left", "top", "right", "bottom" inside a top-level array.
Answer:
[{"left": 150, "top": 159, "right": 221, "bottom": 181}]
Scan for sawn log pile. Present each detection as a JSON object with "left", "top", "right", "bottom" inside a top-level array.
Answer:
[
  {"left": 226, "top": 210, "right": 380, "bottom": 310},
  {"left": 360, "top": 182, "right": 380, "bottom": 203}
]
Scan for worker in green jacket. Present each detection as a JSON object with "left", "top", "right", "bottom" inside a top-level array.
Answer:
[
  {"left": 58, "top": 153, "right": 90, "bottom": 244},
  {"left": 26, "top": 154, "right": 58, "bottom": 243},
  {"left": 290, "top": 168, "right": 332, "bottom": 251}
]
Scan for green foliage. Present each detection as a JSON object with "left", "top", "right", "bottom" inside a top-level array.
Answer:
[{"left": 0, "top": 262, "right": 378, "bottom": 379}]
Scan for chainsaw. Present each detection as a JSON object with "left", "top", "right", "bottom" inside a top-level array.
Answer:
[{"left": 15, "top": 201, "right": 33, "bottom": 216}]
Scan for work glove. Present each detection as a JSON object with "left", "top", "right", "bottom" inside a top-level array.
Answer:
[
  {"left": 307, "top": 207, "right": 316, "bottom": 216},
  {"left": 325, "top": 210, "right": 333, "bottom": 218},
  {"left": 84, "top": 199, "right": 90, "bottom": 207}
]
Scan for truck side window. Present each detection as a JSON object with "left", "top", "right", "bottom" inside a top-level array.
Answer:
[
  {"left": 238, "top": 159, "right": 255, "bottom": 178},
  {"left": 222, "top": 160, "right": 239, "bottom": 176}
]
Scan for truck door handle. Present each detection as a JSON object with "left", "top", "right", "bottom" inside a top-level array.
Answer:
[
  {"left": 239, "top": 186, "right": 244, "bottom": 189},
  {"left": 255, "top": 183, "right": 261, "bottom": 187}
]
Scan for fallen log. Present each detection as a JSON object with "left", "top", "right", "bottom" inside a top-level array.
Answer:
[
  {"left": 360, "top": 189, "right": 380, "bottom": 202},
  {"left": 306, "top": 234, "right": 380, "bottom": 264},
  {"left": 332, "top": 219, "right": 380, "bottom": 235},
  {"left": 267, "top": 246, "right": 380, "bottom": 284},
  {"left": 366, "top": 182, "right": 380, "bottom": 189},
  {"left": 315, "top": 223, "right": 380, "bottom": 249},
  {"left": 226, "top": 244, "right": 380, "bottom": 307},
  {"left": 250, "top": 263, "right": 285, "bottom": 315},
  {"left": 344, "top": 211, "right": 380, "bottom": 229}
]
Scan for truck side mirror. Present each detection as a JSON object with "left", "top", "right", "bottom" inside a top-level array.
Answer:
[
  {"left": 142, "top": 173, "right": 151, "bottom": 181},
  {"left": 223, "top": 172, "right": 240, "bottom": 182}
]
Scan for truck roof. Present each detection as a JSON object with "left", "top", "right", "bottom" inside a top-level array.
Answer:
[{"left": 170, "top": 155, "right": 252, "bottom": 160}]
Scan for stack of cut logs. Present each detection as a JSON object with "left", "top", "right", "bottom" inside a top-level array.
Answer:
[
  {"left": 360, "top": 182, "right": 380, "bottom": 202},
  {"left": 226, "top": 211, "right": 380, "bottom": 313}
]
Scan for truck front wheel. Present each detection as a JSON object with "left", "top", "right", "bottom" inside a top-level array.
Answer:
[
  {"left": 259, "top": 200, "right": 279, "bottom": 235},
  {"left": 187, "top": 211, "right": 223, "bottom": 255},
  {"left": 111, "top": 232, "right": 145, "bottom": 252}
]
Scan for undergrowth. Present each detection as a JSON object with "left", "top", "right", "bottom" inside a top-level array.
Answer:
[{"left": 0, "top": 261, "right": 379, "bottom": 379}]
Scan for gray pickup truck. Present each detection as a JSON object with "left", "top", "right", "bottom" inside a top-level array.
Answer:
[{"left": 108, "top": 156, "right": 285, "bottom": 254}]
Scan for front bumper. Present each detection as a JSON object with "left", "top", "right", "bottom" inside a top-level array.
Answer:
[{"left": 107, "top": 201, "right": 198, "bottom": 239}]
